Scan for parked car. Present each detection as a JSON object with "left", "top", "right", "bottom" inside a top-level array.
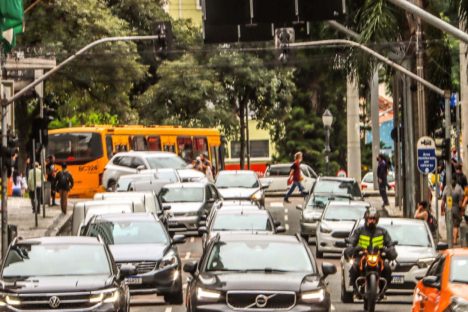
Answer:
[
  {"left": 261, "top": 163, "right": 317, "bottom": 195},
  {"left": 159, "top": 182, "right": 222, "bottom": 233},
  {"left": 72, "top": 199, "right": 145, "bottom": 235},
  {"left": 177, "top": 168, "right": 209, "bottom": 182},
  {"left": 315, "top": 200, "right": 370, "bottom": 258},
  {"left": 184, "top": 233, "right": 337, "bottom": 312},
  {"left": 0, "top": 236, "right": 130, "bottom": 311},
  {"left": 340, "top": 218, "right": 439, "bottom": 303},
  {"left": 82, "top": 213, "right": 185, "bottom": 304},
  {"left": 361, "top": 171, "right": 396, "bottom": 191},
  {"left": 215, "top": 170, "right": 268, "bottom": 207},
  {"left": 412, "top": 247, "right": 468, "bottom": 312},
  {"left": 309, "top": 176, "right": 362, "bottom": 198},
  {"left": 102, "top": 151, "right": 187, "bottom": 191},
  {"left": 94, "top": 191, "right": 162, "bottom": 215},
  {"left": 116, "top": 169, "right": 180, "bottom": 192},
  {"left": 200, "top": 206, "right": 285, "bottom": 247}
]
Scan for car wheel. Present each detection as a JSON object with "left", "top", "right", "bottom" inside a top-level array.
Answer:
[
  {"left": 107, "top": 180, "right": 116, "bottom": 191},
  {"left": 315, "top": 242, "right": 323, "bottom": 258},
  {"left": 341, "top": 276, "right": 354, "bottom": 303},
  {"left": 164, "top": 291, "right": 183, "bottom": 305}
]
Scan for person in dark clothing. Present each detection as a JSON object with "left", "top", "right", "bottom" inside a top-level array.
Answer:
[
  {"left": 345, "top": 207, "right": 397, "bottom": 294},
  {"left": 45, "top": 155, "right": 57, "bottom": 206},
  {"left": 54, "top": 163, "right": 74, "bottom": 214},
  {"left": 454, "top": 163, "right": 467, "bottom": 189},
  {"left": 377, "top": 154, "right": 390, "bottom": 208},
  {"left": 284, "top": 152, "right": 308, "bottom": 203}
]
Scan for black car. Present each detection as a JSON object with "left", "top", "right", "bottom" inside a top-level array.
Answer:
[
  {"left": 184, "top": 233, "right": 337, "bottom": 312},
  {"left": 0, "top": 236, "right": 130, "bottom": 311},
  {"left": 82, "top": 213, "right": 185, "bottom": 304}
]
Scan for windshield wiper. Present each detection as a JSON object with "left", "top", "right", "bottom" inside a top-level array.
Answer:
[
  {"left": 242, "top": 268, "right": 288, "bottom": 273},
  {"left": 324, "top": 218, "right": 340, "bottom": 222}
]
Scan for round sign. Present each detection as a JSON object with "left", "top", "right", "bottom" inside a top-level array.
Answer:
[{"left": 337, "top": 170, "right": 347, "bottom": 177}]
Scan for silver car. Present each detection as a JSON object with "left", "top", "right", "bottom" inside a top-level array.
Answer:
[
  {"left": 215, "top": 170, "right": 268, "bottom": 207},
  {"left": 340, "top": 218, "right": 438, "bottom": 302},
  {"left": 261, "top": 163, "right": 317, "bottom": 195},
  {"left": 116, "top": 168, "right": 180, "bottom": 191},
  {"left": 102, "top": 151, "right": 187, "bottom": 190},
  {"left": 315, "top": 200, "right": 370, "bottom": 258}
]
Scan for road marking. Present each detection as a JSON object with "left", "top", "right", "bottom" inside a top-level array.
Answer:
[
  {"left": 285, "top": 224, "right": 289, "bottom": 231},
  {"left": 284, "top": 215, "right": 288, "bottom": 222},
  {"left": 184, "top": 252, "right": 191, "bottom": 260},
  {"left": 284, "top": 208, "right": 288, "bottom": 214},
  {"left": 190, "top": 237, "right": 195, "bottom": 243},
  {"left": 331, "top": 304, "right": 335, "bottom": 311},
  {"left": 164, "top": 307, "right": 172, "bottom": 312},
  {"left": 270, "top": 202, "right": 283, "bottom": 208}
]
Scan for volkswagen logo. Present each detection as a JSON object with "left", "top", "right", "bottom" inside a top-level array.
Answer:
[
  {"left": 48, "top": 296, "right": 61, "bottom": 309},
  {"left": 255, "top": 294, "right": 268, "bottom": 308}
]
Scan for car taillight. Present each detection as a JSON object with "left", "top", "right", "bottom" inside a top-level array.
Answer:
[{"left": 361, "top": 184, "right": 367, "bottom": 190}]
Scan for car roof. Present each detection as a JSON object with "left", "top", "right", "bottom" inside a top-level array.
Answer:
[
  {"left": 163, "top": 182, "right": 207, "bottom": 188},
  {"left": 328, "top": 200, "right": 370, "bottom": 207},
  {"left": 17, "top": 236, "right": 101, "bottom": 245},
  {"left": 91, "top": 212, "right": 159, "bottom": 223},
  {"left": 356, "top": 217, "right": 426, "bottom": 226},
  {"left": 77, "top": 199, "right": 141, "bottom": 207},
  {"left": 217, "top": 233, "right": 300, "bottom": 243},
  {"left": 316, "top": 176, "right": 356, "bottom": 182},
  {"left": 96, "top": 192, "right": 153, "bottom": 198},
  {"left": 269, "top": 163, "right": 310, "bottom": 168},
  {"left": 217, "top": 170, "right": 256, "bottom": 175},
  {"left": 219, "top": 204, "right": 260, "bottom": 210},
  {"left": 216, "top": 208, "right": 268, "bottom": 216},
  {"left": 442, "top": 248, "right": 468, "bottom": 257},
  {"left": 112, "top": 151, "right": 179, "bottom": 158}
]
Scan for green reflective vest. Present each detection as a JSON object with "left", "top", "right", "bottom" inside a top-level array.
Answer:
[{"left": 358, "top": 234, "right": 384, "bottom": 249}]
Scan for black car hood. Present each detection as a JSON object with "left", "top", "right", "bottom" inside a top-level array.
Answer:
[
  {"left": 1, "top": 275, "right": 113, "bottom": 293},
  {"left": 198, "top": 272, "right": 321, "bottom": 292},
  {"left": 110, "top": 244, "right": 168, "bottom": 262}
]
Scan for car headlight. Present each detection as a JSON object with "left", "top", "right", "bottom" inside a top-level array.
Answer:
[
  {"left": 320, "top": 223, "right": 332, "bottom": 234},
  {"left": 196, "top": 287, "right": 221, "bottom": 301},
  {"left": 450, "top": 297, "right": 468, "bottom": 311},
  {"left": 159, "top": 250, "right": 178, "bottom": 269},
  {"left": 251, "top": 190, "right": 263, "bottom": 201},
  {"left": 301, "top": 289, "right": 325, "bottom": 302},
  {"left": 5, "top": 295, "right": 20, "bottom": 306},
  {"left": 90, "top": 288, "right": 120, "bottom": 304},
  {"left": 417, "top": 257, "right": 436, "bottom": 268}
]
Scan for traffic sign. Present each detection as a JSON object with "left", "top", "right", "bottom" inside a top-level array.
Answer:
[
  {"left": 336, "top": 169, "right": 347, "bottom": 177},
  {"left": 417, "top": 136, "right": 437, "bottom": 174}
]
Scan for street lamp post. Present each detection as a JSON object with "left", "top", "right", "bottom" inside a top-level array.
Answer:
[{"left": 322, "top": 109, "right": 333, "bottom": 176}]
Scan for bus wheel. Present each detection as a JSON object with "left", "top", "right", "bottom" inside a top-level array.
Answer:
[{"left": 107, "top": 180, "right": 116, "bottom": 191}]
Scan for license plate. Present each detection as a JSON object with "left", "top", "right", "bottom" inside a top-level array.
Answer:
[
  {"left": 125, "top": 277, "right": 142, "bottom": 285},
  {"left": 168, "top": 221, "right": 178, "bottom": 226},
  {"left": 391, "top": 275, "right": 405, "bottom": 284}
]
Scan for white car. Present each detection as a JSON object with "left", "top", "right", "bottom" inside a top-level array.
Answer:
[
  {"left": 102, "top": 151, "right": 187, "bottom": 190},
  {"left": 215, "top": 170, "right": 268, "bottom": 207},
  {"left": 315, "top": 200, "right": 370, "bottom": 258},
  {"left": 260, "top": 163, "right": 317, "bottom": 195},
  {"left": 361, "top": 171, "right": 396, "bottom": 192},
  {"left": 116, "top": 168, "right": 180, "bottom": 191},
  {"left": 340, "top": 218, "right": 438, "bottom": 303}
]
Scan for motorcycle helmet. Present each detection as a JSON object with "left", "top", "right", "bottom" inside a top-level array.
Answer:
[{"left": 364, "top": 207, "right": 379, "bottom": 230}]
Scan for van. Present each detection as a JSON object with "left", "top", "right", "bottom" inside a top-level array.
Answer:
[{"left": 93, "top": 191, "right": 162, "bottom": 214}]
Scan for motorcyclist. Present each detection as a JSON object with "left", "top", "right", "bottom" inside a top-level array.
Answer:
[{"left": 345, "top": 207, "right": 397, "bottom": 295}]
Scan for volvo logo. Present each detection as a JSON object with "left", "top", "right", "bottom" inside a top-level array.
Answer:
[
  {"left": 48, "top": 296, "right": 61, "bottom": 309},
  {"left": 255, "top": 294, "right": 268, "bottom": 308}
]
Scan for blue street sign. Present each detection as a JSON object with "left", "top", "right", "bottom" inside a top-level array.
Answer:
[
  {"left": 417, "top": 149, "right": 436, "bottom": 174},
  {"left": 450, "top": 92, "right": 458, "bottom": 109}
]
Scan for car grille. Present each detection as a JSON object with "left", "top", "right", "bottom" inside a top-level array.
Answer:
[
  {"left": 331, "top": 231, "right": 350, "bottom": 239},
  {"left": 117, "top": 261, "right": 158, "bottom": 274},
  {"left": 226, "top": 291, "right": 296, "bottom": 310},
  {"left": 11, "top": 292, "right": 95, "bottom": 310},
  {"left": 393, "top": 262, "right": 417, "bottom": 273}
]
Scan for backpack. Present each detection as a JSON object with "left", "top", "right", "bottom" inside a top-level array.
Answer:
[
  {"left": 57, "top": 171, "right": 70, "bottom": 190},
  {"left": 427, "top": 212, "right": 438, "bottom": 233}
]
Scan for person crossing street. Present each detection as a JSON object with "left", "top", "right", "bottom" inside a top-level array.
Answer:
[{"left": 283, "top": 152, "right": 308, "bottom": 203}]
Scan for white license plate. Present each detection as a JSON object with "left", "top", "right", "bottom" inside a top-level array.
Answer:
[
  {"left": 125, "top": 277, "right": 142, "bottom": 285},
  {"left": 391, "top": 275, "right": 405, "bottom": 284}
]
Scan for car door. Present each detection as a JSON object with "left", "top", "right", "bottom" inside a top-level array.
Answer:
[
  {"left": 118, "top": 156, "right": 138, "bottom": 176},
  {"left": 203, "top": 185, "right": 216, "bottom": 214},
  {"left": 418, "top": 256, "right": 446, "bottom": 312}
]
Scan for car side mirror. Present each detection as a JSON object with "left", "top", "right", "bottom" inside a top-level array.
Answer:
[
  {"left": 274, "top": 220, "right": 281, "bottom": 227},
  {"left": 136, "top": 165, "right": 146, "bottom": 171},
  {"left": 183, "top": 261, "right": 198, "bottom": 275},
  {"left": 321, "top": 262, "right": 337, "bottom": 278},
  {"left": 334, "top": 241, "right": 347, "bottom": 248},
  {"left": 296, "top": 205, "right": 303, "bottom": 211},
  {"left": 422, "top": 276, "right": 440, "bottom": 289},
  {"left": 162, "top": 204, "right": 171, "bottom": 211},
  {"left": 275, "top": 226, "right": 286, "bottom": 233},
  {"left": 436, "top": 242, "right": 449, "bottom": 251},
  {"left": 172, "top": 235, "right": 186, "bottom": 245},
  {"left": 198, "top": 226, "right": 208, "bottom": 235},
  {"left": 260, "top": 184, "right": 269, "bottom": 190}
]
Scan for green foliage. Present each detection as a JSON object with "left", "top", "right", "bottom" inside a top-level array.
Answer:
[{"left": 49, "top": 112, "right": 119, "bottom": 129}]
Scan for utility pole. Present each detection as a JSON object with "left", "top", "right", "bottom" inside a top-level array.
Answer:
[
  {"left": 460, "top": 31, "right": 468, "bottom": 174},
  {"left": 370, "top": 70, "right": 380, "bottom": 190},
  {"left": 346, "top": 75, "right": 361, "bottom": 183},
  {"left": 444, "top": 91, "right": 453, "bottom": 247}
]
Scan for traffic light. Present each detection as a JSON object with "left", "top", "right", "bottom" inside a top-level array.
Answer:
[
  {"left": 31, "top": 109, "right": 54, "bottom": 148},
  {"left": 1, "top": 131, "right": 18, "bottom": 178},
  {"left": 434, "top": 128, "right": 450, "bottom": 161}
]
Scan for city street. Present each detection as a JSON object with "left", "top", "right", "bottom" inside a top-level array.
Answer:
[{"left": 120, "top": 196, "right": 413, "bottom": 312}]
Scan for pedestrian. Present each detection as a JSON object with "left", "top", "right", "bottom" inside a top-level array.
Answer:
[
  {"left": 441, "top": 178, "right": 464, "bottom": 245},
  {"left": 377, "top": 154, "right": 390, "bottom": 208},
  {"left": 55, "top": 163, "right": 74, "bottom": 214},
  {"left": 283, "top": 152, "right": 308, "bottom": 203},
  {"left": 46, "top": 155, "right": 58, "bottom": 206},
  {"left": 27, "top": 162, "right": 44, "bottom": 213},
  {"left": 454, "top": 163, "right": 468, "bottom": 189},
  {"left": 414, "top": 200, "right": 438, "bottom": 237}
]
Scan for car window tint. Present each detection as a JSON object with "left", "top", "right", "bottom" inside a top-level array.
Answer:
[
  {"left": 119, "top": 156, "right": 133, "bottom": 168},
  {"left": 131, "top": 157, "right": 146, "bottom": 169},
  {"left": 113, "top": 156, "right": 122, "bottom": 165},
  {"left": 267, "top": 166, "right": 291, "bottom": 176},
  {"left": 449, "top": 256, "right": 468, "bottom": 283}
]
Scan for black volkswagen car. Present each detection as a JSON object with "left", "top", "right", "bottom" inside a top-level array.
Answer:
[
  {"left": 82, "top": 213, "right": 185, "bottom": 304},
  {"left": 184, "top": 233, "right": 336, "bottom": 312},
  {"left": 0, "top": 236, "right": 130, "bottom": 311}
]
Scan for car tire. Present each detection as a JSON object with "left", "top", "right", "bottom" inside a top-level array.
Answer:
[
  {"left": 315, "top": 242, "right": 323, "bottom": 258},
  {"left": 164, "top": 291, "right": 183, "bottom": 305},
  {"left": 107, "top": 179, "right": 116, "bottom": 191},
  {"left": 341, "top": 277, "right": 354, "bottom": 303}
]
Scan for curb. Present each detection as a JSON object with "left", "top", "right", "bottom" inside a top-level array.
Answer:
[{"left": 44, "top": 212, "right": 73, "bottom": 237}]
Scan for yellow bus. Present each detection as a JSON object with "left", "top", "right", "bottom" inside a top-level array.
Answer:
[{"left": 47, "top": 125, "right": 224, "bottom": 198}]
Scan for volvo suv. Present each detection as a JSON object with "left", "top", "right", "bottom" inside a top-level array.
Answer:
[{"left": 0, "top": 236, "right": 130, "bottom": 311}]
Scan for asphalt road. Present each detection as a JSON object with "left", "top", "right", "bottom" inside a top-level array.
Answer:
[{"left": 127, "top": 196, "right": 414, "bottom": 312}]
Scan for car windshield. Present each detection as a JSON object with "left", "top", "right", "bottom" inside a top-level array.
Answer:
[
  {"left": 205, "top": 241, "right": 313, "bottom": 272},
  {"left": 363, "top": 173, "right": 395, "bottom": 183},
  {"left": 157, "top": 171, "right": 179, "bottom": 182},
  {"left": 380, "top": 223, "right": 432, "bottom": 247},
  {"left": 146, "top": 155, "right": 187, "bottom": 169},
  {"left": 117, "top": 174, "right": 154, "bottom": 191},
  {"left": 306, "top": 195, "right": 348, "bottom": 210},
  {"left": 450, "top": 256, "right": 468, "bottom": 284},
  {"left": 86, "top": 220, "right": 168, "bottom": 245},
  {"left": 216, "top": 173, "right": 259, "bottom": 188},
  {"left": 2, "top": 244, "right": 110, "bottom": 277},
  {"left": 313, "top": 180, "right": 361, "bottom": 197},
  {"left": 212, "top": 214, "right": 272, "bottom": 231},
  {"left": 160, "top": 187, "right": 204, "bottom": 202},
  {"left": 323, "top": 205, "right": 368, "bottom": 221}
]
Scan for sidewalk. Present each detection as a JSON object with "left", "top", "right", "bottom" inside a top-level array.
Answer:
[{"left": 0, "top": 197, "right": 74, "bottom": 251}]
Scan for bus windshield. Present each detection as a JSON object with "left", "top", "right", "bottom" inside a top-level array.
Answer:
[{"left": 48, "top": 132, "right": 103, "bottom": 163}]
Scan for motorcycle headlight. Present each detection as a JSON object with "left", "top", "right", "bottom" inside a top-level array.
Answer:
[
  {"left": 251, "top": 190, "right": 263, "bottom": 201},
  {"left": 301, "top": 289, "right": 325, "bottom": 303},
  {"left": 197, "top": 287, "right": 221, "bottom": 302},
  {"left": 89, "top": 288, "right": 120, "bottom": 304},
  {"left": 450, "top": 297, "right": 468, "bottom": 311},
  {"left": 159, "top": 250, "right": 178, "bottom": 269},
  {"left": 367, "top": 254, "right": 379, "bottom": 264},
  {"left": 320, "top": 223, "right": 332, "bottom": 234},
  {"left": 417, "top": 257, "right": 435, "bottom": 268}
]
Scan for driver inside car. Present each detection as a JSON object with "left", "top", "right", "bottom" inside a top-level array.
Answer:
[{"left": 345, "top": 207, "right": 397, "bottom": 296}]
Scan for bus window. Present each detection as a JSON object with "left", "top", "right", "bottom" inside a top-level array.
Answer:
[
  {"left": 193, "top": 137, "right": 208, "bottom": 157},
  {"left": 164, "top": 145, "right": 175, "bottom": 153},
  {"left": 177, "top": 137, "right": 193, "bottom": 163},
  {"left": 147, "top": 136, "right": 161, "bottom": 151},
  {"left": 105, "top": 135, "right": 113, "bottom": 159},
  {"left": 48, "top": 132, "right": 103, "bottom": 164},
  {"left": 131, "top": 136, "right": 147, "bottom": 151}
]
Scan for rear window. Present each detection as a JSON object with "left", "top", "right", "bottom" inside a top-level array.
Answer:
[
  {"left": 313, "top": 180, "right": 361, "bottom": 197},
  {"left": 48, "top": 132, "right": 103, "bottom": 164},
  {"left": 266, "top": 166, "right": 291, "bottom": 176}
]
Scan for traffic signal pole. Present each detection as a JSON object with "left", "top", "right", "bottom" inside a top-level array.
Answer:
[{"left": 444, "top": 91, "right": 453, "bottom": 247}]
